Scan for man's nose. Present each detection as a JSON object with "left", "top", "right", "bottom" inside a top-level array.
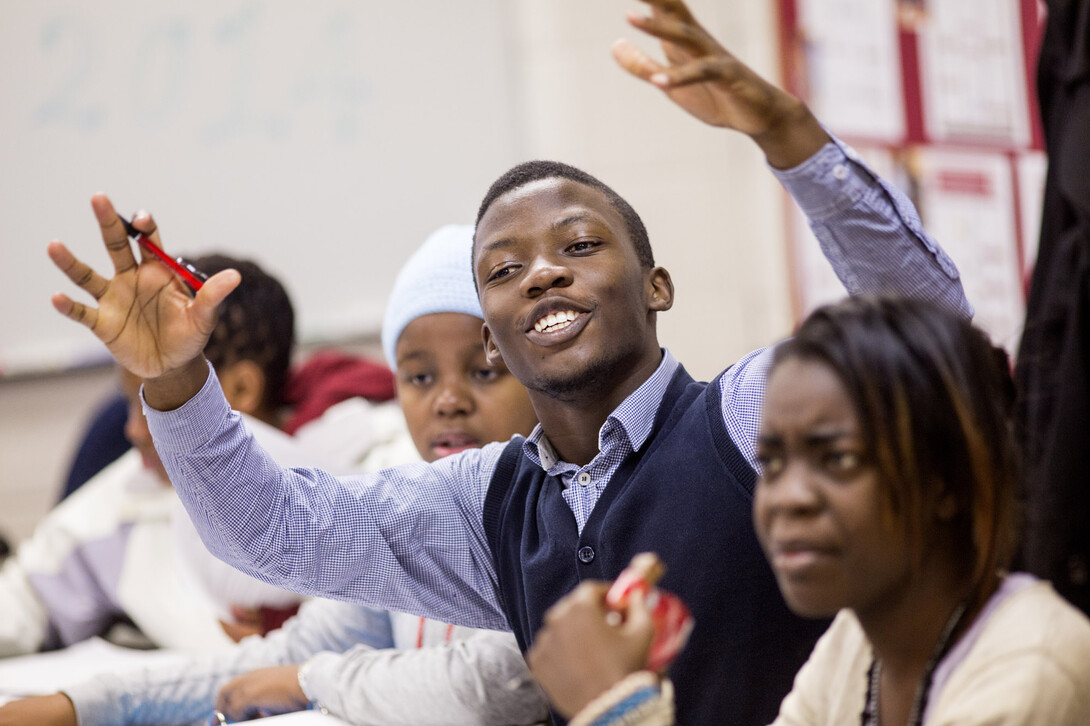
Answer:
[{"left": 520, "top": 255, "right": 572, "bottom": 297}]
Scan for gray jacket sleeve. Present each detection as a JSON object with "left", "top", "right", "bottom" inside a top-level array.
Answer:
[
  {"left": 304, "top": 628, "right": 548, "bottom": 726},
  {"left": 64, "top": 600, "right": 392, "bottom": 725}
]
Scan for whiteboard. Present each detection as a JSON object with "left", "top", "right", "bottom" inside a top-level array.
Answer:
[{"left": 0, "top": 0, "right": 519, "bottom": 375}]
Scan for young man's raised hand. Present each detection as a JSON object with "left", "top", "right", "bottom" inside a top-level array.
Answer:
[
  {"left": 612, "top": 0, "right": 829, "bottom": 168},
  {"left": 48, "top": 193, "right": 240, "bottom": 408}
]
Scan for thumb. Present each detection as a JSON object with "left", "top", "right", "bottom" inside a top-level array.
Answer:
[
  {"left": 188, "top": 269, "right": 241, "bottom": 341},
  {"left": 196, "top": 268, "right": 242, "bottom": 310},
  {"left": 622, "top": 586, "right": 655, "bottom": 637}
]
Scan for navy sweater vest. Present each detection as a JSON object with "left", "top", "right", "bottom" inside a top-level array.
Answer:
[{"left": 482, "top": 366, "right": 828, "bottom": 726}]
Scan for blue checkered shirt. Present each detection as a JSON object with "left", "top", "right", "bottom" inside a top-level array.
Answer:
[{"left": 146, "top": 138, "right": 971, "bottom": 631}]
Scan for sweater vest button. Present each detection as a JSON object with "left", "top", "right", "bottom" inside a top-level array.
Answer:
[{"left": 577, "top": 545, "right": 595, "bottom": 564}]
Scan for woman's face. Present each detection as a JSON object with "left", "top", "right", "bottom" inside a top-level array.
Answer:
[
  {"left": 395, "top": 312, "right": 538, "bottom": 463},
  {"left": 753, "top": 356, "right": 913, "bottom": 620}
]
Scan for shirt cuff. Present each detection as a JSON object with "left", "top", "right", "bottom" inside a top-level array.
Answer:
[
  {"left": 570, "top": 672, "right": 673, "bottom": 726},
  {"left": 770, "top": 138, "right": 873, "bottom": 222},
  {"left": 141, "top": 360, "right": 233, "bottom": 454},
  {"left": 64, "top": 674, "right": 119, "bottom": 726},
  {"left": 298, "top": 655, "right": 335, "bottom": 714}
]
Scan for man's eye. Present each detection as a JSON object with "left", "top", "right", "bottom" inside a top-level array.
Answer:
[
  {"left": 567, "top": 240, "right": 598, "bottom": 253},
  {"left": 488, "top": 265, "right": 515, "bottom": 282}
]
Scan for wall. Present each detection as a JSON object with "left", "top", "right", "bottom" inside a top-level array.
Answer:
[{"left": 1, "top": 366, "right": 118, "bottom": 542}]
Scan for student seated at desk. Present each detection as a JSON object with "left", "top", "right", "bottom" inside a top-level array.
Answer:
[
  {"left": 0, "top": 226, "right": 548, "bottom": 726},
  {"left": 528, "top": 296, "right": 1090, "bottom": 726},
  {"left": 0, "top": 255, "right": 312, "bottom": 658}
]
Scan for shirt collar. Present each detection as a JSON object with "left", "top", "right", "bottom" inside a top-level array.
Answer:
[{"left": 522, "top": 349, "right": 680, "bottom": 470}]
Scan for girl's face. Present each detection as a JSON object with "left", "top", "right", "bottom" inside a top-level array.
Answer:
[
  {"left": 753, "top": 356, "right": 913, "bottom": 620},
  {"left": 395, "top": 312, "right": 538, "bottom": 463}
]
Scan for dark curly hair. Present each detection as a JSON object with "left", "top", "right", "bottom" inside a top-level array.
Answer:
[{"left": 193, "top": 254, "right": 295, "bottom": 409}]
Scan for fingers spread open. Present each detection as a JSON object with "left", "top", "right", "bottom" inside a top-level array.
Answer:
[
  {"left": 47, "top": 240, "right": 110, "bottom": 300},
  {"left": 626, "top": 11, "right": 716, "bottom": 58},
  {"left": 90, "top": 194, "right": 138, "bottom": 276},
  {"left": 651, "top": 57, "right": 733, "bottom": 89},
  {"left": 636, "top": 0, "right": 696, "bottom": 24},
  {"left": 129, "top": 209, "right": 166, "bottom": 264},
  {"left": 50, "top": 292, "right": 98, "bottom": 331},
  {"left": 611, "top": 39, "right": 664, "bottom": 82}
]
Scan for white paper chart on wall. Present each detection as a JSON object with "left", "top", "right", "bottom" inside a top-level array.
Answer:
[
  {"left": 0, "top": 0, "right": 519, "bottom": 377},
  {"left": 780, "top": 0, "right": 1045, "bottom": 353}
]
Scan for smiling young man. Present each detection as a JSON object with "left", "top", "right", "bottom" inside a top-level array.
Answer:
[{"left": 46, "top": 2, "right": 971, "bottom": 724}]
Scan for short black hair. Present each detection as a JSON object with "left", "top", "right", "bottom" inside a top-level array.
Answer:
[
  {"left": 474, "top": 160, "right": 654, "bottom": 269},
  {"left": 195, "top": 254, "right": 295, "bottom": 409}
]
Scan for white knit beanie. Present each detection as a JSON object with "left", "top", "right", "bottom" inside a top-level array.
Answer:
[{"left": 381, "top": 224, "right": 481, "bottom": 370}]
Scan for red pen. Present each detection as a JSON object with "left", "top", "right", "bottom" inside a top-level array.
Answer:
[{"left": 118, "top": 215, "right": 207, "bottom": 293}]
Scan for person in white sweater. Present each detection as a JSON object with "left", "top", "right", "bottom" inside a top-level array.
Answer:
[
  {"left": 529, "top": 295, "right": 1090, "bottom": 726},
  {"left": 0, "top": 225, "right": 548, "bottom": 726},
  {"left": 0, "top": 255, "right": 308, "bottom": 661}
]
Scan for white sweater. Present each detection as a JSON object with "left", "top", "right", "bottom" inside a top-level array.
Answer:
[
  {"left": 0, "top": 411, "right": 322, "bottom": 659},
  {"left": 65, "top": 598, "right": 546, "bottom": 725}
]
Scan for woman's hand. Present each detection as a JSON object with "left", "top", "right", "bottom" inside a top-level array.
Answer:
[
  {"left": 49, "top": 194, "right": 241, "bottom": 407},
  {"left": 527, "top": 581, "right": 655, "bottom": 718}
]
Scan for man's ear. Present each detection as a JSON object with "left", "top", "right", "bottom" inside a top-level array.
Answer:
[
  {"left": 218, "top": 360, "right": 268, "bottom": 416},
  {"left": 647, "top": 266, "right": 674, "bottom": 313},
  {"left": 482, "top": 323, "right": 503, "bottom": 366}
]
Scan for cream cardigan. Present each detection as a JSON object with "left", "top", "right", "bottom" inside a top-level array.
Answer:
[{"left": 773, "top": 579, "right": 1090, "bottom": 725}]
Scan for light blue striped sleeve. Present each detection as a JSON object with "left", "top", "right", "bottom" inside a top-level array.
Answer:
[
  {"left": 144, "top": 364, "right": 511, "bottom": 632},
  {"left": 721, "top": 135, "right": 973, "bottom": 471},
  {"left": 771, "top": 136, "right": 972, "bottom": 318}
]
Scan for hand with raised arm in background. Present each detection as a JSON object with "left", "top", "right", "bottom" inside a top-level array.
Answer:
[
  {"left": 48, "top": 194, "right": 241, "bottom": 410},
  {"left": 611, "top": 0, "right": 829, "bottom": 169}
]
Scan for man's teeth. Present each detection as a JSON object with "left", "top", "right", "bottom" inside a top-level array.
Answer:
[{"left": 534, "top": 310, "right": 578, "bottom": 333}]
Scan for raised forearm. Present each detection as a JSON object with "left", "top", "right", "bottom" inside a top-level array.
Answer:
[
  {"left": 773, "top": 138, "right": 971, "bottom": 317},
  {"left": 750, "top": 97, "right": 831, "bottom": 171}
]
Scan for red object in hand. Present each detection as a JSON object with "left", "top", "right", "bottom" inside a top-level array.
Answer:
[{"left": 605, "top": 553, "right": 694, "bottom": 672}]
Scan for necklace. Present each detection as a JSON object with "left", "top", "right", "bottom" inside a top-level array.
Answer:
[{"left": 860, "top": 600, "right": 969, "bottom": 726}]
